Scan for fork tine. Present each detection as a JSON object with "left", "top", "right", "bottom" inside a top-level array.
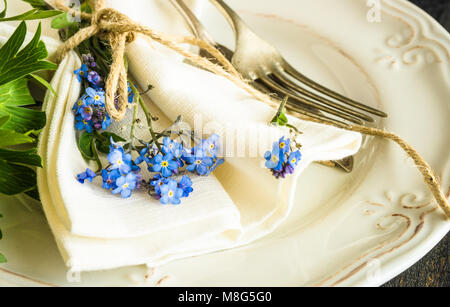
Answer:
[
  {"left": 271, "top": 70, "right": 374, "bottom": 122},
  {"left": 199, "top": 43, "right": 234, "bottom": 66},
  {"left": 259, "top": 75, "right": 365, "bottom": 125},
  {"left": 252, "top": 80, "right": 328, "bottom": 116},
  {"left": 251, "top": 81, "right": 350, "bottom": 126},
  {"left": 251, "top": 79, "right": 274, "bottom": 95},
  {"left": 282, "top": 61, "right": 388, "bottom": 118},
  {"left": 285, "top": 103, "right": 350, "bottom": 127},
  {"left": 251, "top": 80, "right": 349, "bottom": 126},
  {"left": 253, "top": 79, "right": 339, "bottom": 117},
  {"left": 252, "top": 81, "right": 349, "bottom": 125}
]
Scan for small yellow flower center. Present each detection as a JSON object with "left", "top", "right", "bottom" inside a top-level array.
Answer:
[
  {"left": 83, "top": 120, "right": 88, "bottom": 124},
  {"left": 123, "top": 183, "right": 129, "bottom": 188},
  {"left": 77, "top": 100, "right": 82, "bottom": 106},
  {"left": 279, "top": 142, "right": 286, "bottom": 149},
  {"left": 169, "top": 144, "right": 173, "bottom": 149},
  {"left": 85, "top": 107, "right": 92, "bottom": 113},
  {"left": 271, "top": 156, "right": 278, "bottom": 163},
  {"left": 168, "top": 191, "right": 174, "bottom": 197},
  {"left": 117, "top": 159, "right": 123, "bottom": 165},
  {"left": 161, "top": 161, "right": 169, "bottom": 167},
  {"left": 195, "top": 160, "right": 202, "bottom": 165},
  {"left": 94, "top": 95, "right": 100, "bottom": 101},
  {"left": 80, "top": 71, "right": 85, "bottom": 76},
  {"left": 210, "top": 144, "right": 215, "bottom": 150},
  {"left": 291, "top": 158, "right": 297, "bottom": 164}
]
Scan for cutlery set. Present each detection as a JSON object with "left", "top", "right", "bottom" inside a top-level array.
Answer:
[{"left": 171, "top": 0, "right": 388, "bottom": 172}]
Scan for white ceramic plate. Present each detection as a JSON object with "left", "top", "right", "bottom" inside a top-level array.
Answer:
[{"left": 0, "top": 0, "right": 449, "bottom": 286}]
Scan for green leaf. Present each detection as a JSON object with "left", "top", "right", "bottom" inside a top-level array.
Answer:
[
  {"left": 95, "top": 132, "right": 126, "bottom": 154},
  {"left": 0, "top": 8, "right": 62, "bottom": 22},
  {"left": 0, "top": 22, "right": 57, "bottom": 87},
  {"left": 0, "top": 0, "right": 6, "bottom": 19},
  {"left": 25, "top": 187, "right": 39, "bottom": 201},
  {"left": 278, "top": 110, "right": 288, "bottom": 126},
  {"left": 0, "top": 8, "right": 36, "bottom": 22},
  {"left": 0, "top": 159, "right": 36, "bottom": 195},
  {"left": 0, "top": 115, "right": 9, "bottom": 127},
  {"left": 0, "top": 78, "right": 46, "bottom": 133},
  {"left": 0, "top": 148, "right": 42, "bottom": 167},
  {"left": 271, "top": 96, "right": 289, "bottom": 127},
  {"left": 271, "top": 110, "right": 288, "bottom": 126},
  {"left": 79, "top": 132, "right": 95, "bottom": 160},
  {"left": 0, "top": 22, "right": 56, "bottom": 199},
  {"left": 30, "top": 73, "right": 57, "bottom": 96},
  {"left": 0, "top": 21, "right": 27, "bottom": 70},
  {"left": 22, "top": 0, "right": 48, "bottom": 9},
  {"left": 51, "top": 12, "right": 77, "bottom": 30},
  {"left": 0, "top": 128, "right": 33, "bottom": 147}
]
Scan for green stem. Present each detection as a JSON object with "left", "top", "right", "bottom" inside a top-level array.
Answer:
[
  {"left": 277, "top": 96, "right": 289, "bottom": 117},
  {"left": 286, "top": 123, "right": 302, "bottom": 134},
  {"left": 93, "top": 129, "right": 105, "bottom": 141},
  {"left": 129, "top": 101, "right": 138, "bottom": 150},
  {"left": 95, "top": 164, "right": 111, "bottom": 176},
  {"left": 129, "top": 82, "right": 161, "bottom": 150}
]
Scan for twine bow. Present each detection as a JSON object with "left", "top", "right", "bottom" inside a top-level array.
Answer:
[
  {"left": 54, "top": 0, "right": 242, "bottom": 121},
  {"left": 54, "top": 0, "right": 449, "bottom": 218}
]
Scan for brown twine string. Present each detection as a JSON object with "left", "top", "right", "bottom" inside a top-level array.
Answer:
[
  {"left": 298, "top": 116, "right": 450, "bottom": 219},
  {"left": 53, "top": 0, "right": 449, "bottom": 219}
]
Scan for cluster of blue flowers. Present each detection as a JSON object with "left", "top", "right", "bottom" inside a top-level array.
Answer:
[
  {"left": 77, "top": 140, "right": 142, "bottom": 199},
  {"left": 135, "top": 134, "right": 224, "bottom": 204},
  {"left": 77, "top": 134, "right": 225, "bottom": 205},
  {"left": 72, "top": 54, "right": 135, "bottom": 133},
  {"left": 264, "top": 136, "right": 302, "bottom": 179},
  {"left": 149, "top": 174, "right": 192, "bottom": 205},
  {"left": 72, "top": 87, "right": 110, "bottom": 133},
  {"left": 73, "top": 54, "right": 110, "bottom": 133},
  {"left": 135, "top": 135, "right": 224, "bottom": 177},
  {"left": 74, "top": 55, "right": 226, "bottom": 205}
]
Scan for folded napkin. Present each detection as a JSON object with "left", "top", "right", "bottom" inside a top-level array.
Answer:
[{"left": 7, "top": 0, "right": 361, "bottom": 271}]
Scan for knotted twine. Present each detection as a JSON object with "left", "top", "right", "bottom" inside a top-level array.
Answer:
[{"left": 54, "top": 0, "right": 450, "bottom": 219}]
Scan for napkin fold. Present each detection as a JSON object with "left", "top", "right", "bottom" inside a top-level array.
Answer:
[
  {"left": 126, "top": 39, "right": 362, "bottom": 246},
  {"left": 7, "top": 0, "right": 361, "bottom": 271}
]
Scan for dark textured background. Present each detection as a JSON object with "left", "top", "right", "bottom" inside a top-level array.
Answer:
[{"left": 381, "top": 0, "right": 449, "bottom": 288}]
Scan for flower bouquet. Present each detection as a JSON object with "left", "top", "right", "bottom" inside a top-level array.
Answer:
[{"left": 0, "top": 0, "right": 447, "bottom": 276}]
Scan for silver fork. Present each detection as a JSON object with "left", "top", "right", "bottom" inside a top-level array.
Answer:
[
  {"left": 172, "top": 0, "right": 387, "bottom": 127},
  {"left": 211, "top": 0, "right": 388, "bottom": 124},
  {"left": 171, "top": 0, "right": 364, "bottom": 172}
]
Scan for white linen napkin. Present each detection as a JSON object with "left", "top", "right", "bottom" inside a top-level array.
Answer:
[{"left": 6, "top": 0, "right": 361, "bottom": 271}]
